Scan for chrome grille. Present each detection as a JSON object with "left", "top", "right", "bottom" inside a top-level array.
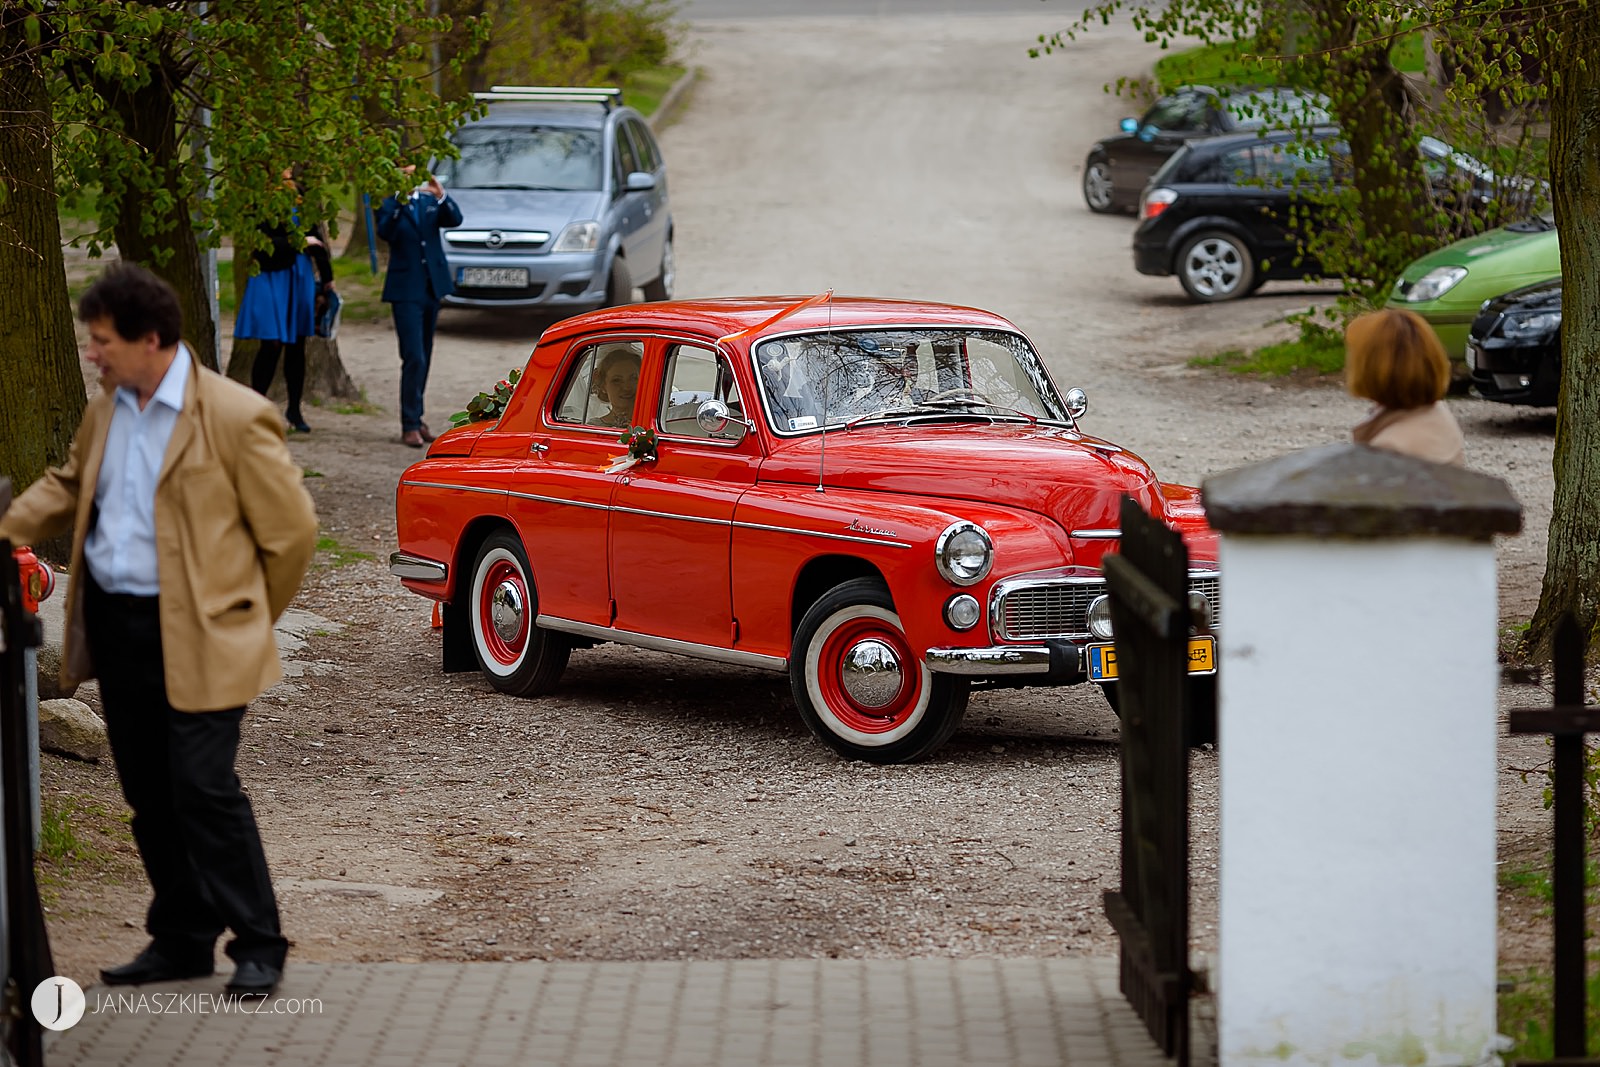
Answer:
[{"left": 994, "top": 572, "right": 1221, "bottom": 642}]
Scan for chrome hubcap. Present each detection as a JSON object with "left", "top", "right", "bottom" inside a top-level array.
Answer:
[
  {"left": 1085, "top": 165, "right": 1113, "bottom": 207},
  {"left": 840, "top": 639, "right": 903, "bottom": 708},
  {"left": 490, "top": 581, "right": 524, "bottom": 642}
]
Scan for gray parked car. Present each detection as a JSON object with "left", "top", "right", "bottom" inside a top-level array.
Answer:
[{"left": 432, "top": 86, "right": 674, "bottom": 312}]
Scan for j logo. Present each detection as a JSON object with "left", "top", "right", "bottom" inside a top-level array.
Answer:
[{"left": 32, "top": 976, "right": 86, "bottom": 1030}]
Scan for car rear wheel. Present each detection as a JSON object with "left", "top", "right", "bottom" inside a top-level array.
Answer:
[
  {"left": 790, "top": 578, "right": 969, "bottom": 763},
  {"left": 605, "top": 255, "right": 633, "bottom": 307},
  {"left": 1083, "top": 155, "right": 1116, "bottom": 214},
  {"left": 642, "top": 234, "right": 675, "bottom": 301},
  {"left": 1176, "top": 230, "right": 1255, "bottom": 302},
  {"left": 469, "top": 530, "right": 569, "bottom": 697}
]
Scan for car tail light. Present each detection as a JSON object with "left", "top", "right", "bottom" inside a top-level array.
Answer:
[{"left": 1142, "top": 187, "right": 1177, "bottom": 220}]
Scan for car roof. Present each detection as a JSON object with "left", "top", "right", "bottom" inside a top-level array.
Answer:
[
  {"left": 1180, "top": 124, "right": 1342, "bottom": 154},
  {"left": 540, "top": 296, "right": 1021, "bottom": 346}
]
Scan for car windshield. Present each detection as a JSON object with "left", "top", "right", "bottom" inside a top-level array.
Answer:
[
  {"left": 435, "top": 125, "right": 603, "bottom": 191},
  {"left": 1226, "top": 89, "right": 1332, "bottom": 130},
  {"left": 750, "top": 328, "right": 1070, "bottom": 434}
]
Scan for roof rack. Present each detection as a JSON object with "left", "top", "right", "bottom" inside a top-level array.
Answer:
[{"left": 475, "top": 86, "right": 622, "bottom": 111}]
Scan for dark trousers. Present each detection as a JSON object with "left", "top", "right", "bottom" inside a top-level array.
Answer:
[
  {"left": 392, "top": 297, "right": 441, "bottom": 432},
  {"left": 83, "top": 575, "right": 287, "bottom": 969},
  {"left": 250, "top": 338, "right": 307, "bottom": 421}
]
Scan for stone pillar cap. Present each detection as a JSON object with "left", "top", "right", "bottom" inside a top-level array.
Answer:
[{"left": 1202, "top": 443, "right": 1523, "bottom": 540}]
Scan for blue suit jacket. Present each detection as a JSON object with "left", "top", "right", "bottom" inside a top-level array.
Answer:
[{"left": 377, "top": 192, "right": 464, "bottom": 303}]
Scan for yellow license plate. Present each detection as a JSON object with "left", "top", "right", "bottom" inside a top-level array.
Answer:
[{"left": 1086, "top": 636, "right": 1216, "bottom": 682}]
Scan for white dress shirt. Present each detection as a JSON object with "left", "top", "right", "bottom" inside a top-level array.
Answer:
[{"left": 84, "top": 343, "right": 192, "bottom": 595}]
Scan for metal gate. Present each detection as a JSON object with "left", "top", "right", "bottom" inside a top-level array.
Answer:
[
  {"left": 1, "top": 478, "right": 52, "bottom": 1067},
  {"left": 1101, "top": 496, "right": 1193, "bottom": 1064}
]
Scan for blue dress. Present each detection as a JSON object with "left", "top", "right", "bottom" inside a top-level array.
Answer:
[{"left": 235, "top": 252, "right": 317, "bottom": 343}]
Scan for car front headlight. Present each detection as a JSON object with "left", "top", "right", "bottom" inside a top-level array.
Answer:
[
  {"left": 1501, "top": 309, "right": 1562, "bottom": 340},
  {"left": 1402, "top": 265, "right": 1468, "bottom": 302},
  {"left": 1086, "top": 595, "right": 1114, "bottom": 640},
  {"left": 935, "top": 522, "right": 993, "bottom": 586},
  {"left": 552, "top": 221, "right": 600, "bottom": 253}
]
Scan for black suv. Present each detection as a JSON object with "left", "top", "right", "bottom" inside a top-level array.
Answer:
[
  {"left": 1131, "top": 127, "right": 1344, "bottom": 301},
  {"left": 1082, "top": 85, "right": 1331, "bottom": 215}
]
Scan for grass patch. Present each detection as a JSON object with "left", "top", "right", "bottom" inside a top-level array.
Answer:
[
  {"left": 1189, "top": 329, "right": 1345, "bottom": 377},
  {"left": 316, "top": 534, "right": 374, "bottom": 567},
  {"left": 1153, "top": 29, "right": 1425, "bottom": 91},
  {"left": 1499, "top": 965, "right": 1600, "bottom": 1060},
  {"left": 624, "top": 65, "right": 688, "bottom": 116}
]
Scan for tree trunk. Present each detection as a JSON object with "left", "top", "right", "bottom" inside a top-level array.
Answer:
[
  {"left": 100, "top": 63, "right": 220, "bottom": 372},
  {"left": 0, "top": 8, "right": 87, "bottom": 523},
  {"left": 1526, "top": 15, "right": 1600, "bottom": 660}
]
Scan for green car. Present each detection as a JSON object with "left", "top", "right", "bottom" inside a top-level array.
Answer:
[{"left": 1387, "top": 214, "right": 1560, "bottom": 362}]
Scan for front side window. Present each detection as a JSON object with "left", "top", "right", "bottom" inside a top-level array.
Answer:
[
  {"left": 438, "top": 125, "right": 602, "bottom": 192},
  {"left": 553, "top": 341, "right": 644, "bottom": 429},
  {"left": 659, "top": 345, "right": 743, "bottom": 440},
  {"left": 751, "top": 328, "right": 1068, "bottom": 435}
]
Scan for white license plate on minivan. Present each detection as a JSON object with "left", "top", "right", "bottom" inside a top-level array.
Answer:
[{"left": 459, "top": 267, "right": 529, "bottom": 288}]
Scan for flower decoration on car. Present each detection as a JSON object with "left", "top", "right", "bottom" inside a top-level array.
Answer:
[
  {"left": 448, "top": 368, "right": 521, "bottom": 428},
  {"left": 604, "top": 426, "right": 657, "bottom": 474}
]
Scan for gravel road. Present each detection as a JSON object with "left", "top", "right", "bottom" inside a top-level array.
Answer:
[{"left": 44, "top": 8, "right": 1562, "bottom": 990}]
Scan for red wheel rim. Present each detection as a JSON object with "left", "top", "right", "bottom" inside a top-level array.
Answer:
[
  {"left": 815, "top": 615, "right": 921, "bottom": 735},
  {"left": 478, "top": 557, "right": 528, "bottom": 666}
]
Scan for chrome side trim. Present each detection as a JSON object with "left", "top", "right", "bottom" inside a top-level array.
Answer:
[
  {"left": 508, "top": 490, "right": 609, "bottom": 511},
  {"left": 612, "top": 505, "right": 726, "bottom": 527},
  {"left": 1070, "top": 529, "right": 1120, "bottom": 540},
  {"left": 925, "top": 646, "right": 1058, "bottom": 675},
  {"left": 537, "top": 615, "right": 788, "bottom": 672},
  {"left": 732, "top": 519, "right": 912, "bottom": 549},
  {"left": 400, "top": 480, "right": 507, "bottom": 496},
  {"left": 390, "top": 552, "right": 448, "bottom": 582}
]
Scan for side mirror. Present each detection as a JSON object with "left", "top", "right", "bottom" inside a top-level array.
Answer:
[
  {"left": 1120, "top": 117, "right": 1138, "bottom": 133},
  {"left": 696, "top": 399, "right": 748, "bottom": 441},
  {"left": 1064, "top": 388, "right": 1088, "bottom": 420},
  {"left": 625, "top": 171, "right": 657, "bottom": 192}
]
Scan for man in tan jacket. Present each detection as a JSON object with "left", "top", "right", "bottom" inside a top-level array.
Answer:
[{"left": 0, "top": 263, "right": 317, "bottom": 997}]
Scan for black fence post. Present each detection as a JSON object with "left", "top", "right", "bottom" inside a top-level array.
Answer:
[
  {"left": 0, "top": 524, "right": 52, "bottom": 1067},
  {"left": 1508, "top": 612, "right": 1600, "bottom": 1063}
]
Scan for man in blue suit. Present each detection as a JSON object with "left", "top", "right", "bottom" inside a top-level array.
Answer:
[{"left": 378, "top": 165, "right": 463, "bottom": 447}]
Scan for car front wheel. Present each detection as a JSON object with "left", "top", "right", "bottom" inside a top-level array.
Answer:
[
  {"left": 1176, "top": 230, "right": 1255, "bottom": 302},
  {"left": 642, "top": 234, "right": 675, "bottom": 301},
  {"left": 790, "top": 578, "right": 969, "bottom": 763},
  {"left": 468, "top": 530, "right": 569, "bottom": 696},
  {"left": 1083, "top": 155, "right": 1117, "bottom": 214},
  {"left": 605, "top": 255, "right": 633, "bottom": 307}
]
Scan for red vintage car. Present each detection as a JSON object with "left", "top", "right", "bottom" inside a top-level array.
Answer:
[{"left": 391, "top": 295, "right": 1219, "bottom": 762}]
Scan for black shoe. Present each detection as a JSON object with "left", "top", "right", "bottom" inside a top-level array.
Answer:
[
  {"left": 100, "top": 945, "right": 213, "bottom": 986},
  {"left": 287, "top": 415, "right": 311, "bottom": 434},
  {"left": 225, "top": 959, "right": 281, "bottom": 997}
]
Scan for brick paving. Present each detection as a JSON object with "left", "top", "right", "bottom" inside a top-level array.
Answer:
[{"left": 46, "top": 956, "right": 1189, "bottom": 1066}]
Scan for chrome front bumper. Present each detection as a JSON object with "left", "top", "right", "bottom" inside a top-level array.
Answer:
[{"left": 925, "top": 644, "right": 1084, "bottom": 677}]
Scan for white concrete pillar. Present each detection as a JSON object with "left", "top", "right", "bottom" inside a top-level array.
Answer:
[{"left": 1202, "top": 443, "right": 1522, "bottom": 1067}]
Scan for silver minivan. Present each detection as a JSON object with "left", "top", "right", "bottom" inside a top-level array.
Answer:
[{"left": 433, "top": 87, "right": 674, "bottom": 312}]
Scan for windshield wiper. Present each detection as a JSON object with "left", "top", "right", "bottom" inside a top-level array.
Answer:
[{"left": 466, "top": 183, "right": 569, "bottom": 191}]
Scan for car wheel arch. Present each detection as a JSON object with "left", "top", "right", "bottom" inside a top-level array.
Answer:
[{"left": 790, "top": 555, "right": 887, "bottom": 634}]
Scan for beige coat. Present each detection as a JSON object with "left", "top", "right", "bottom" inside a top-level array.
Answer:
[
  {"left": 0, "top": 358, "right": 317, "bottom": 711},
  {"left": 1351, "top": 402, "right": 1466, "bottom": 467}
]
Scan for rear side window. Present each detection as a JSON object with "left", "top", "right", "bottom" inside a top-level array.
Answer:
[{"left": 1150, "top": 146, "right": 1193, "bottom": 186}]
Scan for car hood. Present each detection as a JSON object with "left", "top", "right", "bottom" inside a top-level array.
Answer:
[
  {"left": 445, "top": 189, "right": 605, "bottom": 233},
  {"left": 759, "top": 423, "right": 1165, "bottom": 524},
  {"left": 1486, "top": 278, "right": 1563, "bottom": 313},
  {"left": 1398, "top": 218, "right": 1560, "bottom": 279}
]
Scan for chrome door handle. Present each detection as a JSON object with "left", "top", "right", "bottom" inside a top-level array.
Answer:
[{"left": 530, "top": 442, "right": 549, "bottom": 454}]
